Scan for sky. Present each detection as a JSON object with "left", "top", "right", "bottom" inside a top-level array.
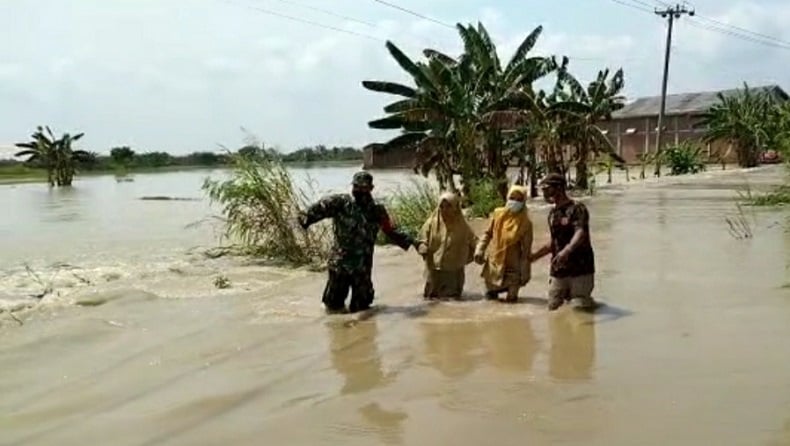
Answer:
[{"left": 1, "top": 0, "right": 789, "bottom": 155}]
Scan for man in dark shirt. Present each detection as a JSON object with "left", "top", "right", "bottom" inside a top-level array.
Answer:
[
  {"left": 298, "top": 171, "right": 417, "bottom": 313},
  {"left": 530, "top": 173, "right": 597, "bottom": 310}
]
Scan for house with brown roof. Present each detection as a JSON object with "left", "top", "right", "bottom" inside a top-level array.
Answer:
[{"left": 599, "top": 84, "right": 788, "bottom": 164}]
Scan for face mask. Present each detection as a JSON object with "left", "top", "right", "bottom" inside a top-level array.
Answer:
[
  {"left": 542, "top": 188, "right": 555, "bottom": 204},
  {"left": 506, "top": 200, "right": 524, "bottom": 213},
  {"left": 353, "top": 191, "right": 372, "bottom": 204}
]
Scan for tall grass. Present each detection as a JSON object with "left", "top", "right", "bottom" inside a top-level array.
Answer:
[
  {"left": 725, "top": 202, "right": 754, "bottom": 240},
  {"left": 376, "top": 179, "right": 439, "bottom": 244},
  {"left": 202, "top": 154, "right": 331, "bottom": 267}
]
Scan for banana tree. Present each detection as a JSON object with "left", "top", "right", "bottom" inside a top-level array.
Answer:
[
  {"left": 552, "top": 65, "right": 626, "bottom": 189},
  {"left": 699, "top": 83, "right": 775, "bottom": 168},
  {"left": 15, "top": 126, "right": 88, "bottom": 187},
  {"left": 457, "top": 23, "right": 557, "bottom": 198},
  {"left": 15, "top": 126, "right": 58, "bottom": 186},
  {"left": 53, "top": 132, "right": 89, "bottom": 186},
  {"left": 362, "top": 22, "right": 557, "bottom": 200}
]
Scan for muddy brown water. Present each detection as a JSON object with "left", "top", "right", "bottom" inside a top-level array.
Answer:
[{"left": 1, "top": 166, "right": 789, "bottom": 445}]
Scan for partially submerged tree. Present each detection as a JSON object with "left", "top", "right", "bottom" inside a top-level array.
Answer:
[
  {"left": 700, "top": 83, "right": 787, "bottom": 168},
  {"left": 15, "top": 126, "right": 89, "bottom": 187}
]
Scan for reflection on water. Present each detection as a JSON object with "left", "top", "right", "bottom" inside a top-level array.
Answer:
[
  {"left": 327, "top": 319, "right": 393, "bottom": 394},
  {"left": 326, "top": 319, "right": 407, "bottom": 445},
  {"left": 421, "top": 321, "right": 484, "bottom": 378},
  {"left": 483, "top": 316, "right": 537, "bottom": 374},
  {"left": 549, "top": 311, "right": 596, "bottom": 381},
  {"left": 38, "top": 187, "right": 86, "bottom": 223}
]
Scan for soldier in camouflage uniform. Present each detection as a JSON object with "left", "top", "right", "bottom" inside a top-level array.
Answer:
[{"left": 298, "top": 171, "right": 417, "bottom": 313}]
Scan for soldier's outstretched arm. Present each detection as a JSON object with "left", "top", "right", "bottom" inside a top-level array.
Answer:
[
  {"left": 299, "top": 194, "right": 343, "bottom": 229},
  {"left": 377, "top": 206, "right": 415, "bottom": 251}
]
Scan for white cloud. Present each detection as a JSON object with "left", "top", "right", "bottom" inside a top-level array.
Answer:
[{"left": 0, "top": 0, "right": 788, "bottom": 153}]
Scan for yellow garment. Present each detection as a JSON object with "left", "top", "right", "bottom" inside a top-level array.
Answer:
[
  {"left": 476, "top": 185, "right": 533, "bottom": 289},
  {"left": 419, "top": 192, "right": 477, "bottom": 271},
  {"left": 489, "top": 185, "right": 531, "bottom": 268}
]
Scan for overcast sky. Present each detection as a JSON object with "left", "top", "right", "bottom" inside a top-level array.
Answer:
[{"left": 1, "top": 0, "right": 788, "bottom": 155}]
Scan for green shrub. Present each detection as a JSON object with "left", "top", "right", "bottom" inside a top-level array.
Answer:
[
  {"left": 663, "top": 142, "right": 706, "bottom": 175},
  {"left": 202, "top": 154, "right": 331, "bottom": 267},
  {"left": 376, "top": 179, "right": 439, "bottom": 245},
  {"left": 467, "top": 179, "right": 501, "bottom": 218}
]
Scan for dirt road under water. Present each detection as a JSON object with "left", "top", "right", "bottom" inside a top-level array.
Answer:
[{"left": 2, "top": 167, "right": 790, "bottom": 445}]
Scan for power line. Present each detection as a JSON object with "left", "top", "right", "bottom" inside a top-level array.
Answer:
[
  {"left": 370, "top": 0, "right": 455, "bottom": 29},
  {"left": 691, "top": 14, "right": 790, "bottom": 48},
  {"left": 223, "top": 0, "right": 646, "bottom": 66},
  {"left": 218, "top": 0, "right": 382, "bottom": 41},
  {"left": 627, "top": 0, "right": 667, "bottom": 10},
  {"left": 686, "top": 19, "right": 790, "bottom": 51},
  {"left": 268, "top": 0, "right": 377, "bottom": 28},
  {"left": 610, "top": 0, "right": 790, "bottom": 52},
  {"left": 372, "top": 0, "right": 643, "bottom": 63},
  {"left": 610, "top": 0, "right": 654, "bottom": 14}
]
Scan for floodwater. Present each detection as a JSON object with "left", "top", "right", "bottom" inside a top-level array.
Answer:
[{"left": 1, "top": 165, "right": 789, "bottom": 446}]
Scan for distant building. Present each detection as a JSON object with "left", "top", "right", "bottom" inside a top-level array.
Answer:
[
  {"left": 599, "top": 84, "right": 788, "bottom": 163},
  {"left": 362, "top": 143, "right": 415, "bottom": 170}
]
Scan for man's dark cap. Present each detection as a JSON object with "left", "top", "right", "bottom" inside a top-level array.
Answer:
[
  {"left": 539, "top": 173, "right": 567, "bottom": 189},
  {"left": 352, "top": 171, "right": 374, "bottom": 187}
]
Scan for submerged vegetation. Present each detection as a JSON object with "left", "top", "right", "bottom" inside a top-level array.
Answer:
[
  {"left": 745, "top": 185, "right": 790, "bottom": 207},
  {"left": 14, "top": 126, "right": 91, "bottom": 187},
  {"left": 662, "top": 141, "right": 707, "bottom": 176},
  {"left": 701, "top": 84, "right": 790, "bottom": 168},
  {"left": 201, "top": 152, "right": 332, "bottom": 268},
  {"left": 202, "top": 149, "right": 442, "bottom": 261}
]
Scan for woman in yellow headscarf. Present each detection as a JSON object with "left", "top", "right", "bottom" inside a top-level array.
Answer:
[
  {"left": 474, "top": 185, "right": 533, "bottom": 302},
  {"left": 416, "top": 192, "right": 478, "bottom": 299}
]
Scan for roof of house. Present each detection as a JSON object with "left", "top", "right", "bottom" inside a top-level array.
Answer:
[{"left": 611, "top": 84, "right": 788, "bottom": 119}]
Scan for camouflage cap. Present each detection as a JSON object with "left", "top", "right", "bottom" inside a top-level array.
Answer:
[
  {"left": 352, "top": 171, "right": 374, "bottom": 187},
  {"left": 539, "top": 173, "right": 567, "bottom": 189}
]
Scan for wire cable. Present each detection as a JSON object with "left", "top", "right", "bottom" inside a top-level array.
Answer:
[
  {"left": 218, "top": 0, "right": 382, "bottom": 41},
  {"left": 370, "top": 0, "right": 455, "bottom": 29},
  {"left": 268, "top": 0, "right": 377, "bottom": 28}
]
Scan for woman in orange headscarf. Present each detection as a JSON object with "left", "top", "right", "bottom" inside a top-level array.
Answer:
[
  {"left": 474, "top": 185, "right": 533, "bottom": 302},
  {"left": 417, "top": 192, "right": 478, "bottom": 299}
]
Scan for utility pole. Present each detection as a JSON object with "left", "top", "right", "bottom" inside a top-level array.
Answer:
[{"left": 653, "top": 3, "right": 694, "bottom": 177}]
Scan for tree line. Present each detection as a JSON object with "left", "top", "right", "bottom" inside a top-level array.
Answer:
[{"left": 6, "top": 136, "right": 363, "bottom": 187}]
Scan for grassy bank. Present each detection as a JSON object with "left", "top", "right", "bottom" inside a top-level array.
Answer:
[{"left": 0, "top": 159, "right": 361, "bottom": 185}]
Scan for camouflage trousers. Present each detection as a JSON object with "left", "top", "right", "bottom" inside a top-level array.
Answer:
[{"left": 322, "top": 268, "right": 375, "bottom": 313}]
